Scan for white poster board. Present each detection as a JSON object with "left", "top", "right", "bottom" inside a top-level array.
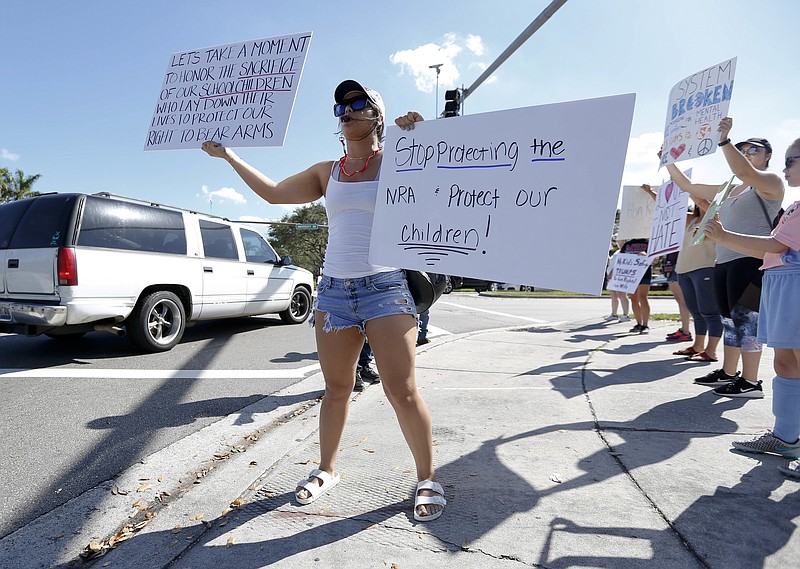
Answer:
[
  {"left": 144, "top": 32, "right": 312, "bottom": 151},
  {"left": 659, "top": 57, "right": 736, "bottom": 167},
  {"left": 647, "top": 174, "right": 690, "bottom": 258},
  {"left": 369, "top": 94, "right": 636, "bottom": 296},
  {"left": 606, "top": 253, "right": 653, "bottom": 294},
  {"left": 617, "top": 186, "right": 656, "bottom": 240}
]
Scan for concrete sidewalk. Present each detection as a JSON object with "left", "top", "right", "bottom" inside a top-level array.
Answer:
[{"left": 18, "top": 316, "right": 800, "bottom": 568}]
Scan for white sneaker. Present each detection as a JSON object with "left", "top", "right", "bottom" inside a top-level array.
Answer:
[
  {"left": 604, "top": 314, "right": 618, "bottom": 321},
  {"left": 619, "top": 315, "right": 631, "bottom": 322}
]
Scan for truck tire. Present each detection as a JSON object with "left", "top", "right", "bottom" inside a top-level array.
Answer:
[
  {"left": 279, "top": 286, "right": 312, "bottom": 324},
  {"left": 127, "top": 291, "right": 186, "bottom": 352}
]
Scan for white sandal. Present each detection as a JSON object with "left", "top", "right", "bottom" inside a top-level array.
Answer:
[
  {"left": 413, "top": 480, "right": 446, "bottom": 522},
  {"left": 295, "top": 468, "right": 340, "bottom": 505}
]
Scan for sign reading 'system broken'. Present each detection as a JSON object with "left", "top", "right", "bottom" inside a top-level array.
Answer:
[
  {"left": 145, "top": 32, "right": 312, "bottom": 150},
  {"left": 370, "top": 94, "right": 636, "bottom": 295}
]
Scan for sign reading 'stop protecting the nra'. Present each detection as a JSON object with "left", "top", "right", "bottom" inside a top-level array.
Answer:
[
  {"left": 144, "top": 32, "right": 312, "bottom": 151},
  {"left": 369, "top": 94, "right": 636, "bottom": 296}
]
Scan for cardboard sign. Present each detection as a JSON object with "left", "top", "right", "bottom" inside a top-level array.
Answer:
[
  {"left": 647, "top": 174, "right": 690, "bottom": 258},
  {"left": 144, "top": 32, "right": 312, "bottom": 151},
  {"left": 617, "top": 186, "right": 656, "bottom": 240},
  {"left": 659, "top": 57, "right": 736, "bottom": 167},
  {"left": 606, "top": 253, "right": 653, "bottom": 294},
  {"left": 692, "top": 176, "right": 736, "bottom": 245},
  {"left": 369, "top": 94, "right": 636, "bottom": 296}
]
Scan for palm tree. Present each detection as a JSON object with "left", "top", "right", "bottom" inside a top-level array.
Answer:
[{"left": 0, "top": 168, "right": 42, "bottom": 203}]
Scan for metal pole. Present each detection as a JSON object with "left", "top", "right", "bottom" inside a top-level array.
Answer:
[
  {"left": 429, "top": 63, "right": 443, "bottom": 118},
  {"left": 462, "top": 0, "right": 568, "bottom": 101}
]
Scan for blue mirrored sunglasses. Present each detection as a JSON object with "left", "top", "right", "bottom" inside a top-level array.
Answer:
[
  {"left": 740, "top": 146, "right": 761, "bottom": 156},
  {"left": 786, "top": 155, "right": 800, "bottom": 169},
  {"left": 334, "top": 97, "right": 370, "bottom": 118}
]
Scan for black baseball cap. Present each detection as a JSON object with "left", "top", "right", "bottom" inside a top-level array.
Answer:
[
  {"left": 334, "top": 79, "right": 385, "bottom": 118},
  {"left": 735, "top": 138, "right": 772, "bottom": 154}
]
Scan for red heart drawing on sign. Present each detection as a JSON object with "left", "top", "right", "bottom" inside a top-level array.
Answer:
[
  {"left": 669, "top": 144, "right": 686, "bottom": 159},
  {"left": 665, "top": 182, "right": 674, "bottom": 202}
]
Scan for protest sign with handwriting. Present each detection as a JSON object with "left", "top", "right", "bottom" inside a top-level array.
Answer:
[
  {"left": 144, "top": 32, "right": 312, "bottom": 151},
  {"left": 660, "top": 57, "right": 736, "bottom": 167},
  {"left": 606, "top": 253, "right": 654, "bottom": 294},
  {"left": 617, "top": 185, "right": 656, "bottom": 240},
  {"left": 647, "top": 174, "right": 690, "bottom": 258},
  {"left": 369, "top": 94, "right": 636, "bottom": 296}
]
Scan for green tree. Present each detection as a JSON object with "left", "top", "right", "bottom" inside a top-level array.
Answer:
[
  {"left": 268, "top": 203, "right": 328, "bottom": 279},
  {"left": 0, "top": 168, "right": 41, "bottom": 203}
]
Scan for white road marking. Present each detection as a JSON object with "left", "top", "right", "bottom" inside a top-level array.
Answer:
[
  {"left": 0, "top": 363, "right": 321, "bottom": 379},
  {"left": 436, "top": 300, "right": 550, "bottom": 323}
]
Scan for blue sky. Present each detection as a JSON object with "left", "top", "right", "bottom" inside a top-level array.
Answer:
[{"left": 2, "top": 0, "right": 798, "bottom": 223}]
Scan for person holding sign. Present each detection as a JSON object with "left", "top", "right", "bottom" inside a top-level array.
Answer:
[
  {"left": 662, "top": 117, "right": 784, "bottom": 398},
  {"left": 201, "top": 80, "right": 445, "bottom": 521},
  {"left": 619, "top": 184, "right": 657, "bottom": 334},
  {"left": 672, "top": 199, "right": 723, "bottom": 362},
  {"left": 703, "top": 138, "right": 800, "bottom": 477}
]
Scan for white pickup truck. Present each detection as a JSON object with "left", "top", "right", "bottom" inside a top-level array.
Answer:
[{"left": 0, "top": 192, "right": 314, "bottom": 352}]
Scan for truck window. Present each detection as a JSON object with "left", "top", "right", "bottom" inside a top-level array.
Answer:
[
  {"left": 0, "top": 199, "right": 34, "bottom": 249},
  {"left": 77, "top": 196, "right": 187, "bottom": 254},
  {"left": 8, "top": 194, "right": 78, "bottom": 249},
  {"left": 200, "top": 220, "right": 238, "bottom": 260},
  {"left": 240, "top": 228, "right": 278, "bottom": 263}
]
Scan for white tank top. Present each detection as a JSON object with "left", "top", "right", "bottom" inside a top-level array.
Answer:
[{"left": 321, "top": 164, "right": 394, "bottom": 278}]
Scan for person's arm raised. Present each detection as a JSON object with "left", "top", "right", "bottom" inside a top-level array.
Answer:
[
  {"left": 662, "top": 157, "right": 721, "bottom": 201},
  {"left": 717, "top": 117, "right": 784, "bottom": 201},
  {"left": 202, "top": 141, "right": 327, "bottom": 204}
]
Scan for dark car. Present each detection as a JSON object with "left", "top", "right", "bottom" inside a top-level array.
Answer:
[
  {"left": 449, "top": 276, "right": 498, "bottom": 292},
  {"left": 650, "top": 274, "right": 669, "bottom": 291}
]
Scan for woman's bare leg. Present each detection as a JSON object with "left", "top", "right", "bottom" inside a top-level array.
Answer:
[
  {"left": 296, "top": 313, "right": 363, "bottom": 501},
  {"left": 366, "top": 314, "right": 441, "bottom": 517}
]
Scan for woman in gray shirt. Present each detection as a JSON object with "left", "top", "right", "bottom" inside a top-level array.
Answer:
[{"left": 664, "top": 117, "right": 784, "bottom": 398}]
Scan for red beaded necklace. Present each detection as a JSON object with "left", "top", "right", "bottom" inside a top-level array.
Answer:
[{"left": 338, "top": 137, "right": 382, "bottom": 178}]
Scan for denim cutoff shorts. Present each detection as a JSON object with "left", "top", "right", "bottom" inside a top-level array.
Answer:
[{"left": 311, "top": 269, "right": 417, "bottom": 333}]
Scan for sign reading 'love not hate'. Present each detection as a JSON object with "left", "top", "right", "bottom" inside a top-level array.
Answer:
[
  {"left": 369, "top": 94, "right": 636, "bottom": 296},
  {"left": 145, "top": 32, "right": 312, "bottom": 151},
  {"left": 647, "top": 172, "right": 690, "bottom": 258},
  {"left": 659, "top": 57, "right": 736, "bottom": 167}
]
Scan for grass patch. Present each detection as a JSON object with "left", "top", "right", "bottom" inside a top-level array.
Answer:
[{"left": 651, "top": 313, "right": 681, "bottom": 321}]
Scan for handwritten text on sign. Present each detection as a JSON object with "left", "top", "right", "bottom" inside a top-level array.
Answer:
[
  {"left": 144, "top": 32, "right": 312, "bottom": 151},
  {"left": 369, "top": 95, "right": 636, "bottom": 296},
  {"left": 617, "top": 185, "right": 656, "bottom": 240},
  {"left": 606, "top": 253, "right": 653, "bottom": 294},
  {"left": 660, "top": 57, "right": 736, "bottom": 167},
  {"left": 647, "top": 174, "right": 690, "bottom": 258}
]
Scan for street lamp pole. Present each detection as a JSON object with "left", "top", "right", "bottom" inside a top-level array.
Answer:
[{"left": 429, "top": 63, "right": 443, "bottom": 118}]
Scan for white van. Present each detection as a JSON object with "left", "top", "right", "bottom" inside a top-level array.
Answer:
[{"left": 0, "top": 192, "right": 314, "bottom": 352}]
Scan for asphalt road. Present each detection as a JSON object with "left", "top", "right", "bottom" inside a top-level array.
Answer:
[{"left": 0, "top": 294, "right": 679, "bottom": 538}]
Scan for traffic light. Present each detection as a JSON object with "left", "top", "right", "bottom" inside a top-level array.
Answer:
[{"left": 443, "top": 88, "right": 461, "bottom": 118}]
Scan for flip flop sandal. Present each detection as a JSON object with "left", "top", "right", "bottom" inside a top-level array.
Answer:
[
  {"left": 414, "top": 480, "right": 446, "bottom": 522},
  {"left": 295, "top": 468, "right": 340, "bottom": 505},
  {"left": 673, "top": 347, "right": 699, "bottom": 356},
  {"left": 686, "top": 351, "right": 718, "bottom": 362}
]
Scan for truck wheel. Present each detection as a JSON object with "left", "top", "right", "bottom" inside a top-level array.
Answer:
[
  {"left": 127, "top": 291, "right": 186, "bottom": 352},
  {"left": 279, "top": 286, "right": 312, "bottom": 324}
]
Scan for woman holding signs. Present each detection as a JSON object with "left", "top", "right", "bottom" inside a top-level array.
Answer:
[
  {"left": 662, "top": 117, "right": 784, "bottom": 398},
  {"left": 202, "top": 81, "right": 445, "bottom": 521},
  {"left": 703, "top": 138, "right": 800, "bottom": 477}
]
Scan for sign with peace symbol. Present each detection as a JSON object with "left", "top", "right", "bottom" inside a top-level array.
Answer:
[{"left": 697, "top": 138, "right": 714, "bottom": 156}]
